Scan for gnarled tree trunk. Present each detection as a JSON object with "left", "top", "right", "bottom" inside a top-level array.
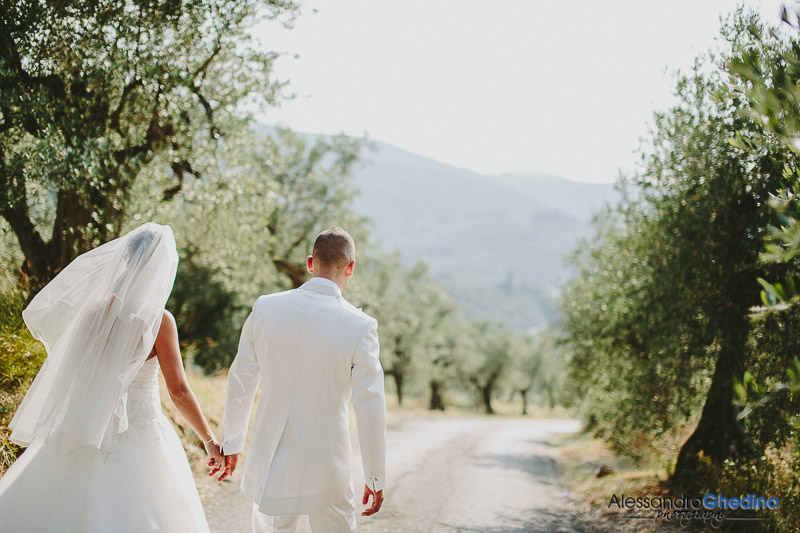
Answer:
[
  {"left": 672, "top": 317, "right": 750, "bottom": 490},
  {"left": 429, "top": 380, "right": 445, "bottom": 411}
]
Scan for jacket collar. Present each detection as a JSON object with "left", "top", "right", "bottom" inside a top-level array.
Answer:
[{"left": 299, "top": 276, "right": 343, "bottom": 298}]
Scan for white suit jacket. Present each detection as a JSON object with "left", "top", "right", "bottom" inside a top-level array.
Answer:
[{"left": 220, "top": 277, "right": 386, "bottom": 516}]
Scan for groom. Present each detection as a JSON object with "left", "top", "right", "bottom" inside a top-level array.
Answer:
[{"left": 215, "top": 227, "right": 386, "bottom": 533}]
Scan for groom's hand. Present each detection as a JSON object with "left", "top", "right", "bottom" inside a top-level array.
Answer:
[{"left": 361, "top": 485, "right": 384, "bottom": 516}]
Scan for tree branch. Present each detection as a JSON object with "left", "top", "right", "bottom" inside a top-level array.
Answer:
[
  {"left": 113, "top": 88, "right": 167, "bottom": 164},
  {"left": 163, "top": 159, "right": 199, "bottom": 201},
  {"left": 272, "top": 258, "right": 307, "bottom": 288},
  {"left": 0, "top": 105, "right": 11, "bottom": 133},
  {"left": 191, "top": 87, "right": 219, "bottom": 139},
  {"left": 191, "top": 44, "right": 222, "bottom": 82},
  {"left": 109, "top": 78, "right": 143, "bottom": 132},
  {"left": 190, "top": 44, "right": 223, "bottom": 139}
]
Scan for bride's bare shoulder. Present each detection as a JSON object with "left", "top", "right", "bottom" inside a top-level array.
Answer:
[
  {"left": 157, "top": 309, "right": 178, "bottom": 337},
  {"left": 161, "top": 308, "right": 176, "bottom": 324}
]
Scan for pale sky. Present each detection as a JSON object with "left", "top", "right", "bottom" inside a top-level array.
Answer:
[{"left": 253, "top": 1, "right": 790, "bottom": 183}]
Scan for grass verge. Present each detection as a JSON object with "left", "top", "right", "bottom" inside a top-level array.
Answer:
[{"left": 554, "top": 430, "right": 684, "bottom": 532}]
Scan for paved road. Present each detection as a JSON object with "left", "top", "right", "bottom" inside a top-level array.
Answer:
[{"left": 202, "top": 414, "right": 582, "bottom": 533}]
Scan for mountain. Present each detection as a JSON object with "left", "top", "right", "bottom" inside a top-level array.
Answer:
[
  {"left": 350, "top": 140, "right": 620, "bottom": 330},
  {"left": 256, "top": 126, "right": 621, "bottom": 331}
]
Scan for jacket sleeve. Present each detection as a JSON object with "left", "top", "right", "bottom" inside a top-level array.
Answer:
[
  {"left": 351, "top": 317, "right": 386, "bottom": 491},
  {"left": 219, "top": 308, "right": 261, "bottom": 455}
]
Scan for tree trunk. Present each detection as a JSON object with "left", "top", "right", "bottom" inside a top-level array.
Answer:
[
  {"left": 1, "top": 167, "right": 51, "bottom": 287},
  {"left": 469, "top": 376, "right": 482, "bottom": 411},
  {"left": 469, "top": 374, "right": 498, "bottom": 414},
  {"left": 3, "top": 182, "right": 125, "bottom": 293},
  {"left": 672, "top": 321, "right": 750, "bottom": 489},
  {"left": 391, "top": 371, "right": 405, "bottom": 406},
  {"left": 481, "top": 378, "right": 496, "bottom": 415},
  {"left": 429, "top": 380, "right": 445, "bottom": 411},
  {"left": 520, "top": 388, "right": 529, "bottom": 415},
  {"left": 272, "top": 259, "right": 308, "bottom": 288},
  {"left": 2, "top": 202, "right": 50, "bottom": 286},
  {"left": 51, "top": 189, "right": 95, "bottom": 269}
]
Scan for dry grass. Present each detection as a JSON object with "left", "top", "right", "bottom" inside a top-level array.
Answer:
[{"left": 553, "top": 430, "right": 685, "bottom": 532}]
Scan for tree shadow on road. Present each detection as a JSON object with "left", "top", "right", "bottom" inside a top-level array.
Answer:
[
  {"left": 473, "top": 453, "right": 561, "bottom": 487},
  {"left": 437, "top": 506, "right": 584, "bottom": 532}
]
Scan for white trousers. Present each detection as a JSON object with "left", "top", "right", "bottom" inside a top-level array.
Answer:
[{"left": 252, "top": 501, "right": 357, "bottom": 533}]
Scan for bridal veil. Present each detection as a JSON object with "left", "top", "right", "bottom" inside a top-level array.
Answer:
[{"left": 9, "top": 223, "right": 178, "bottom": 449}]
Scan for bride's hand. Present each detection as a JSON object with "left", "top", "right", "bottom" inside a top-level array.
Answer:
[{"left": 203, "top": 440, "right": 223, "bottom": 472}]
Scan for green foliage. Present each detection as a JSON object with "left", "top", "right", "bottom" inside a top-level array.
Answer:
[
  {"left": 561, "top": 9, "right": 792, "bottom": 472},
  {"left": 441, "top": 280, "right": 556, "bottom": 334},
  {"left": 456, "top": 322, "right": 514, "bottom": 414},
  {"left": 717, "top": 447, "right": 800, "bottom": 533},
  {"left": 351, "top": 256, "right": 455, "bottom": 405},
  {"left": 167, "top": 246, "right": 243, "bottom": 373},
  {"left": 0, "top": 326, "right": 46, "bottom": 398},
  {"left": 127, "top": 126, "right": 366, "bottom": 370},
  {"left": 718, "top": 16, "right": 800, "bottom": 528},
  {"left": 251, "top": 128, "right": 369, "bottom": 288},
  {"left": 561, "top": 205, "right": 715, "bottom": 459},
  {"left": 348, "top": 252, "right": 564, "bottom": 413},
  {"left": 0, "top": 284, "right": 44, "bottom": 381},
  {"left": 558, "top": 10, "right": 800, "bottom": 528},
  {"left": 0, "top": 285, "right": 47, "bottom": 474},
  {"left": 0, "top": 0, "right": 296, "bottom": 285},
  {"left": 733, "top": 357, "right": 800, "bottom": 424},
  {"left": 507, "top": 334, "right": 566, "bottom": 411},
  {"left": 0, "top": 6, "right": 571, "bottom": 463}
]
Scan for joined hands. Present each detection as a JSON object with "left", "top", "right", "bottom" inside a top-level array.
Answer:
[
  {"left": 208, "top": 452, "right": 238, "bottom": 482},
  {"left": 203, "top": 440, "right": 223, "bottom": 474},
  {"left": 205, "top": 452, "right": 384, "bottom": 517}
]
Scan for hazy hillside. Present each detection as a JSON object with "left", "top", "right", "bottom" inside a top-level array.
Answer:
[
  {"left": 258, "top": 126, "right": 620, "bottom": 331},
  {"left": 350, "top": 140, "right": 620, "bottom": 330}
]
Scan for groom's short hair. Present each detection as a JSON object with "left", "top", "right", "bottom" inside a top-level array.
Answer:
[{"left": 313, "top": 227, "right": 355, "bottom": 268}]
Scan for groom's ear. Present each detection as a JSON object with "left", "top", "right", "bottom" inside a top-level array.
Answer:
[
  {"left": 345, "top": 259, "right": 355, "bottom": 277},
  {"left": 306, "top": 255, "right": 314, "bottom": 274}
]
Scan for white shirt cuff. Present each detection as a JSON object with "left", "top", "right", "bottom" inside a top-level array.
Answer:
[
  {"left": 366, "top": 474, "right": 385, "bottom": 492},
  {"left": 220, "top": 434, "right": 246, "bottom": 456}
]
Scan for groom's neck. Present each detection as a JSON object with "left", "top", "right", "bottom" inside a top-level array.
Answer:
[{"left": 312, "top": 272, "right": 349, "bottom": 293}]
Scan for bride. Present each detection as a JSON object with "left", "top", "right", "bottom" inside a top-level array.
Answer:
[{"left": 0, "top": 223, "right": 222, "bottom": 532}]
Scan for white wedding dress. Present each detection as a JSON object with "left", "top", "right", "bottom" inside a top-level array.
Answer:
[{"left": 0, "top": 357, "right": 210, "bottom": 532}]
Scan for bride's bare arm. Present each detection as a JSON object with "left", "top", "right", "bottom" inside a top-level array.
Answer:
[{"left": 154, "top": 310, "right": 223, "bottom": 465}]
